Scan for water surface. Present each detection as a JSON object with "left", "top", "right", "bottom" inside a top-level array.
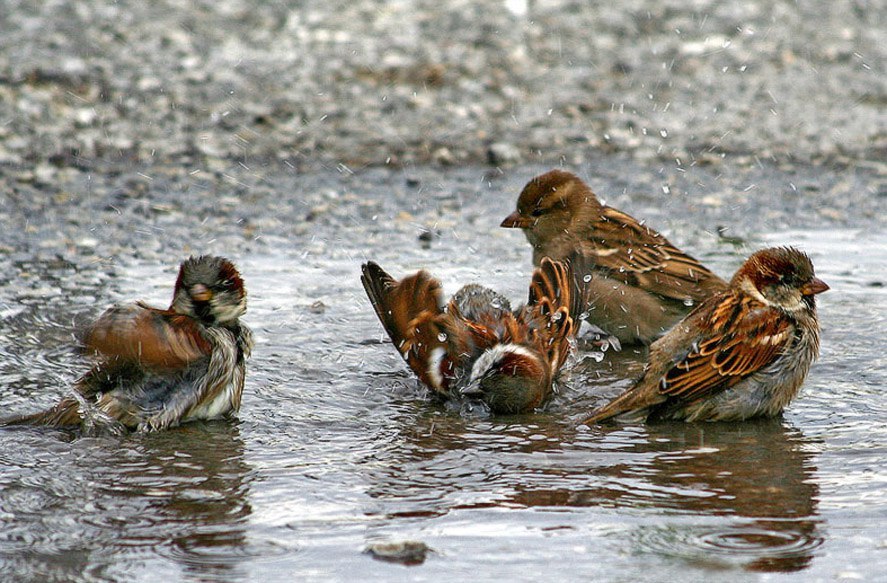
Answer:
[{"left": 1, "top": 169, "right": 884, "bottom": 581}]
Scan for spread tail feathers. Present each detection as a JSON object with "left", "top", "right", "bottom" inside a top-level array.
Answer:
[{"left": 2, "top": 398, "right": 82, "bottom": 428}]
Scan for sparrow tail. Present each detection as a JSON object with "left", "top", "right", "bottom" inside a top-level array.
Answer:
[{"left": 2, "top": 398, "right": 82, "bottom": 428}]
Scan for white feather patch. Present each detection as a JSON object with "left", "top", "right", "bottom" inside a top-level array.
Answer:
[
  {"left": 469, "top": 344, "right": 537, "bottom": 382},
  {"left": 426, "top": 346, "right": 447, "bottom": 390}
]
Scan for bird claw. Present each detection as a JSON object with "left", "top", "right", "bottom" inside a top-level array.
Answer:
[{"left": 578, "top": 325, "right": 621, "bottom": 352}]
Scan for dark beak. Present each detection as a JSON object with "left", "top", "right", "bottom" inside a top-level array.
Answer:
[
  {"left": 500, "top": 211, "right": 533, "bottom": 229},
  {"left": 800, "top": 277, "right": 829, "bottom": 296},
  {"left": 190, "top": 283, "right": 213, "bottom": 302}
]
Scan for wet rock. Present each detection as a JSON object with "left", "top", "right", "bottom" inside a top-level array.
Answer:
[
  {"left": 418, "top": 229, "right": 435, "bottom": 249},
  {"left": 365, "top": 541, "right": 431, "bottom": 566},
  {"left": 432, "top": 147, "right": 455, "bottom": 166},
  {"left": 487, "top": 141, "right": 521, "bottom": 166}
]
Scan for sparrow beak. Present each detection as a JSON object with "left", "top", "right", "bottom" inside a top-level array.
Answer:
[
  {"left": 190, "top": 283, "right": 213, "bottom": 302},
  {"left": 800, "top": 277, "right": 829, "bottom": 296},
  {"left": 500, "top": 211, "right": 533, "bottom": 229}
]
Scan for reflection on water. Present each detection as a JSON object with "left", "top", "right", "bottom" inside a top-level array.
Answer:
[
  {"left": 0, "top": 423, "right": 254, "bottom": 582},
  {"left": 362, "top": 410, "right": 822, "bottom": 572}
]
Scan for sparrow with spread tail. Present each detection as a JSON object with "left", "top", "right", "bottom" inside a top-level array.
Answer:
[
  {"left": 361, "top": 257, "right": 585, "bottom": 414},
  {"left": 581, "top": 247, "right": 828, "bottom": 424},
  {"left": 4, "top": 255, "right": 253, "bottom": 432},
  {"left": 501, "top": 169, "right": 728, "bottom": 345}
]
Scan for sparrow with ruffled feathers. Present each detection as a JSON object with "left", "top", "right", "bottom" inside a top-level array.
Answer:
[
  {"left": 582, "top": 247, "right": 828, "bottom": 423},
  {"left": 501, "top": 169, "right": 728, "bottom": 345},
  {"left": 361, "top": 257, "right": 585, "bottom": 414},
  {"left": 5, "top": 255, "right": 253, "bottom": 432}
]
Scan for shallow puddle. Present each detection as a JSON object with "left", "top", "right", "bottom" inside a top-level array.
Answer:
[{"left": 0, "top": 166, "right": 884, "bottom": 580}]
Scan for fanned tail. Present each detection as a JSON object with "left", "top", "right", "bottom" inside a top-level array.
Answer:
[{"left": 2, "top": 398, "right": 82, "bottom": 428}]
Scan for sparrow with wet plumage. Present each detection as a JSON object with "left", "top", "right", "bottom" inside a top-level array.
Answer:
[
  {"left": 581, "top": 247, "right": 828, "bottom": 424},
  {"left": 4, "top": 255, "right": 253, "bottom": 432},
  {"left": 501, "top": 169, "right": 728, "bottom": 345},
  {"left": 361, "top": 257, "right": 585, "bottom": 414}
]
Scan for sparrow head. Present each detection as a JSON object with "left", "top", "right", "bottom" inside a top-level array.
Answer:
[
  {"left": 500, "top": 170, "right": 602, "bottom": 249},
  {"left": 171, "top": 255, "right": 247, "bottom": 325},
  {"left": 461, "top": 344, "right": 548, "bottom": 414},
  {"left": 734, "top": 247, "right": 828, "bottom": 313}
]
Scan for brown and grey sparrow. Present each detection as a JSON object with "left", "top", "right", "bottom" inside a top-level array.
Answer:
[
  {"left": 5, "top": 255, "right": 253, "bottom": 432},
  {"left": 581, "top": 247, "right": 828, "bottom": 424},
  {"left": 361, "top": 257, "right": 584, "bottom": 414},
  {"left": 501, "top": 169, "right": 728, "bottom": 345}
]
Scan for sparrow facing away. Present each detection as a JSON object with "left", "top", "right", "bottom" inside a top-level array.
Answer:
[
  {"left": 5, "top": 255, "right": 253, "bottom": 432},
  {"left": 581, "top": 246, "right": 828, "bottom": 424},
  {"left": 501, "top": 169, "right": 728, "bottom": 345},
  {"left": 361, "top": 257, "right": 585, "bottom": 414}
]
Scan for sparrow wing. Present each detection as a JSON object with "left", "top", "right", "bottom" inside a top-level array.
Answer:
[
  {"left": 361, "top": 262, "right": 453, "bottom": 391},
  {"left": 582, "top": 207, "right": 727, "bottom": 302},
  {"left": 84, "top": 303, "right": 212, "bottom": 369},
  {"left": 524, "top": 257, "right": 581, "bottom": 371},
  {"left": 655, "top": 295, "right": 794, "bottom": 403},
  {"left": 582, "top": 292, "right": 793, "bottom": 423}
]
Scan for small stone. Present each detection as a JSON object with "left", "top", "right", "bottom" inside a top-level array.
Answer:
[
  {"left": 418, "top": 229, "right": 434, "bottom": 249},
  {"left": 432, "top": 147, "right": 455, "bottom": 166},
  {"left": 308, "top": 300, "right": 326, "bottom": 314},
  {"left": 487, "top": 142, "right": 521, "bottom": 166},
  {"left": 365, "top": 541, "right": 431, "bottom": 566}
]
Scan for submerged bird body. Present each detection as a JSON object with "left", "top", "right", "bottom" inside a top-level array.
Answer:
[
  {"left": 501, "top": 169, "right": 727, "bottom": 345},
  {"left": 361, "top": 258, "right": 584, "bottom": 414},
  {"left": 582, "top": 247, "right": 828, "bottom": 424},
  {"left": 5, "top": 256, "right": 253, "bottom": 432}
]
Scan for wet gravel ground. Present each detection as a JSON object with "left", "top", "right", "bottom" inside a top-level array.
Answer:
[{"left": 0, "top": 0, "right": 884, "bottom": 170}]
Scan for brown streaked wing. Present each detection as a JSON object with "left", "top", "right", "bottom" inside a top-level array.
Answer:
[
  {"left": 658, "top": 297, "right": 794, "bottom": 404},
  {"left": 361, "top": 262, "right": 443, "bottom": 351},
  {"left": 584, "top": 207, "right": 726, "bottom": 301},
  {"left": 525, "top": 258, "right": 579, "bottom": 371},
  {"left": 85, "top": 304, "right": 211, "bottom": 370},
  {"left": 361, "top": 262, "right": 454, "bottom": 391}
]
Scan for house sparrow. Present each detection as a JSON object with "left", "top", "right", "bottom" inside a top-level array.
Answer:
[
  {"left": 4, "top": 255, "right": 253, "bottom": 432},
  {"left": 581, "top": 247, "right": 828, "bottom": 424},
  {"left": 361, "top": 257, "right": 584, "bottom": 414},
  {"left": 501, "top": 169, "right": 728, "bottom": 345}
]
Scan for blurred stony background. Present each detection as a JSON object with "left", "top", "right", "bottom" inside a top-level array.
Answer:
[{"left": 0, "top": 0, "right": 883, "bottom": 171}]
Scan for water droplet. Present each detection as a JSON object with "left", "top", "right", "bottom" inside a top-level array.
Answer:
[
  {"left": 583, "top": 274, "right": 592, "bottom": 283},
  {"left": 684, "top": 299, "right": 694, "bottom": 307},
  {"left": 659, "top": 129, "right": 668, "bottom": 138},
  {"left": 437, "top": 332, "right": 448, "bottom": 342},
  {"left": 491, "top": 299, "right": 501, "bottom": 309}
]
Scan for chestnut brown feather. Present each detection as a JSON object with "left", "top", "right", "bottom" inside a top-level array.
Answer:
[
  {"left": 3, "top": 256, "right": 252, "bottom": 432},
  {"left": 361, "top": 258, "right": 584, "bottom": 414},
  {"left": 582, "top": 246, "right": 826, "bottom": 424}
]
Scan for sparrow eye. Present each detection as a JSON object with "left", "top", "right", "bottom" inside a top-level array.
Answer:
[{"left": 530, "top": 208, "right": 544, "bottom": 217}]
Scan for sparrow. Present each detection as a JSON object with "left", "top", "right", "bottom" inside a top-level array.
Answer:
[
  {"left": 501, "top": 169, "right": 728, "bottom": 345},
  {"left": 4, "top": 255, "right": 254, "bottom": 432},
  {"left": 581, "top": 246, "right": 828, "bottom": 424},
  {"left": 360, "top": 257, "right": 585, "bottom": 414}
]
